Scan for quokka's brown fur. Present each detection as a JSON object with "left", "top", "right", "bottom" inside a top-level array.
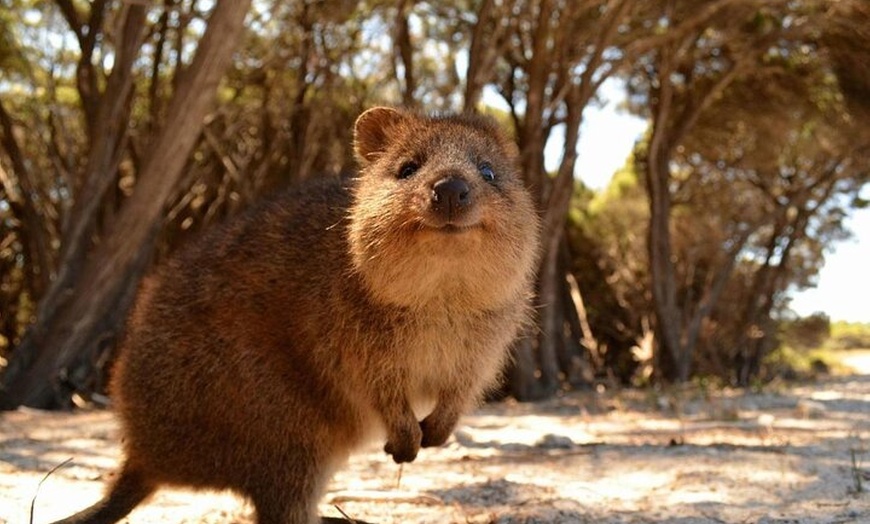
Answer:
[{"left": 52, "top": 107, "right": 540, "bottom": 524}]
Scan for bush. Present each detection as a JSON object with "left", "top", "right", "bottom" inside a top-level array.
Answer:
[
  {"left": 828, "top": 321, "right": 870, "bottom": 350},
  {"left": 781, "top": 312, "right": 831, "bottom": 350}
]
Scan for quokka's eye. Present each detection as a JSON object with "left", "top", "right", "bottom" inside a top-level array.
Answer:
[
  {"left": 478, "top": 162, "right": 496, "bottom": 182},
  {"left": 398, "top": 161, "right": 419, "bottom": 179}
]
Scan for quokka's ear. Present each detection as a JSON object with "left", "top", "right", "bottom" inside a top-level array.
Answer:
[{"left": 353, "top": 107, "right": 408, "bottom": 166}]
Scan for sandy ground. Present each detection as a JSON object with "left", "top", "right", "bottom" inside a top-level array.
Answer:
[{"left": 2, "top": 354, "right": 869, "bottom": 524}]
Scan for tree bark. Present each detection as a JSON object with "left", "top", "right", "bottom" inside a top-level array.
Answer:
[
  {"left": 641, "top": 5, "right": 749, "bottom": 382},
  {"left": 533, "top": 93, "right": 585, "bottom": 394},
  {"left": 54, "top": 0, "right": 109, "bottom": 136},
  {"left": 0, "top": 0, "right": 254, "bottom": 410},
  {"left": 644, "top": 141, "right": 686, "bottom": 381},
  {"left": 517, "top": 0, "right": 553, "bottom": 201},
  {"left": 463, "top": 0, "right": 510, "bottom": 112},
  {"left": 502, "top": 0, "right": 631, "bottom": 399},
  {"left": 507, "top": 337, "right": 547, "bottom": 401},
  {"left": 394, "top": 0, "right": 416, "bottom": 108},
  {"left": 50, "top": 5, "right": 148, "bottom": 312},
  {"left": 0, "top": 100, "right": 54, "bottom": 296},
  {"left": 735, "top": 187, "right": 830, "bottom": 384}
]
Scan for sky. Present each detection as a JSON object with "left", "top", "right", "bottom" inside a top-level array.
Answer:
[
  {"left": 523, "top": 82, "right": 870, "bottom": 324},
  {"left": 788, "top": 207, "right": 870, "bottom": 322}
]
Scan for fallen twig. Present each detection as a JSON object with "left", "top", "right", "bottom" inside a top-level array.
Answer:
[{"left": 30, "top": 457, "right": 74, "bottom": 524}]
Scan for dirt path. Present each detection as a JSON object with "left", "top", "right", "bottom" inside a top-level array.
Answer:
[
  {"left": 2, "top": 371, "right": 869, "bottom": 524},
  {"left": 840, "top": 351, "right": 870, "bottom": 377}
]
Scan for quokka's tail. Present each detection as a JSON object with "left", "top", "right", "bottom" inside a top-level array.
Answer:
[{"left": 51, "top": 466, "right": 154, "bottom": 524}]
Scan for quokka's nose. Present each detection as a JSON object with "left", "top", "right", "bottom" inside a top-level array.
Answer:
[{"left": 431, "top": 177, "right": 471, "bottom": 218}]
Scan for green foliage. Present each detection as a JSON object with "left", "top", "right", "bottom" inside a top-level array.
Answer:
[
  {"left": 0, "top": 1, "right": 27, "bottom": 76},
  {"left": 762, "top": 344, "right": 826, "bottom": 379},
  {"left": 760, "top": 315, "right": 866, "bottom": 379},
  {"left": 828, "top": 321, "right": 870, "bottom": 350},
  {"left": 477, "top": 104, "right": 516, "bottom": 140},
  {"left": 781, "top": 312, "right": 832, "bottom": 351}
]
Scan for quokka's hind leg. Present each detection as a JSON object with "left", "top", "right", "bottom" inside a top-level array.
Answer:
[
  {"left": 248, "top": 481, "right": 319, "bottom": 524},
  {"left": 243, "top": 452, "right": 336, "bottom": 524},
  {"left": 51, "top": 464, "right": 155, "bottom": 524},
  {"left": 251, "top": 494, "right": 378, "bottom": 524}
]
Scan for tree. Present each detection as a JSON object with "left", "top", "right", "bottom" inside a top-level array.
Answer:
[
  {"left": 567, "top": 159, "right": 653, "bottom": 383},
  {"left": 479, "top": 0, "right": 645, "bottom": 399},
  {"left": 1, "top": 0, "right": 254, "bottom": 409},
  {"left": 626, "top": 0, "right": 836, "bottom": 381},
  {"left": 823, "top": 0, "right": 870, "bottom": 125}
]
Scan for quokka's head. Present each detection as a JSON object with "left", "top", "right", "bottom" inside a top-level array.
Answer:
[{"left": 348, "top": 107, "right": 540, "bottom": 311}]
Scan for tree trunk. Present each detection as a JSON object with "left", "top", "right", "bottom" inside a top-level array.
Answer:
[
  {"left": 507, "top": 337, "right": 547, "bottom": 401},
  {"left": 463, "top": 0, "right": 507, "bottom": 112},
  {"left": 737, "top": 231, "right": 801, "bottom": 384},
  {"left": 517, "top": 0, "right": 553, "bottom": 200},
  {"left": 0, "top": 100, "right": 54, "bottom": 297},
  {"left": 644, "top": 127, "right": 686, "bottom": 382},
  {"left": 0, "top": 0, "right": 253, "bottom": 410},
  {"left": 394, "top": 0, "right": 416, "bottom": 108},
  {"left": 535, "top": 244, "right": 564, "bottom": 395},
  {"left": 59, "top": 5, "right": 148, "bottom": 267}
]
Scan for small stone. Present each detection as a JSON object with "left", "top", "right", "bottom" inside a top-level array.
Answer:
[
  {"left": 795, "top": 399, "right": 826, "bottom": 418},
  {"left": 535, "top": 434, "right": 576, "bottom": 449}
]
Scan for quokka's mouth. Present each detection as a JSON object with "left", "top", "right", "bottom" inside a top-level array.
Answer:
[
  {"left": 438, "top": 223, "right": 479, "bottom": 234},
  {"left": 413, "top": 214, "right": 484, "bottom": 234},
  {"left": 420, "top": 221, "right": 485, "bottom": 235}
]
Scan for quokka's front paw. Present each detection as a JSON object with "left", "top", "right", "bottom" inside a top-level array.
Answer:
[
  {"left": 383, "top": 422, "right": 422, "bottom": 463},
  {"left": 420, "top": 413, "right": 456, "bottom": 448}
]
